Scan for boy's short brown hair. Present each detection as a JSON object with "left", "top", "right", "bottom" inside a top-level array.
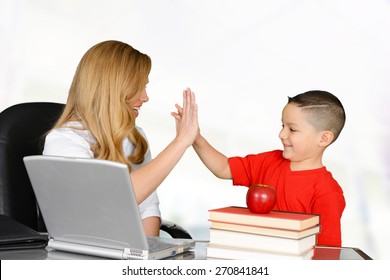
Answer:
[{"left": 288, "top": 90, "right": 346, "bottom": 143}]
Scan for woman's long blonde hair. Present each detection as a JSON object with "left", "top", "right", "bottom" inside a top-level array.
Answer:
[{"left": 53, "top": 40, "right": 150, "bottom": 170}]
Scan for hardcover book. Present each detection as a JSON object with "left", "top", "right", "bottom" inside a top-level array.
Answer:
[
  {"left": 209, "top": 228, "right": 317, "bottom": 255},
  {"left": 209, "top": 206, "right": 319, "bottom": 231},
  {"left": 210, "top": 221, "right": 320, "bottom": 239}
]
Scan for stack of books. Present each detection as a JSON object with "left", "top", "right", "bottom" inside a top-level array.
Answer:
[{"left": 207, "top": 206, "right": 320, "bottom": 260}]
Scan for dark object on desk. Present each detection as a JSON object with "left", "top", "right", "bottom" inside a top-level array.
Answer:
[
  {"left": 0, "top": 102, "right": 192, "bottom": 238},
  {"left": 313, "top": 246, "right": 373, "bottom": 260},
  {"left": 0, "top": 215, "right": 48, "bottom": 250}
]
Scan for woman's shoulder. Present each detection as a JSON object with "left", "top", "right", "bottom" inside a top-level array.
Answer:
[{"left": 43, "top": 122, "right": 94, "bottom": 158}]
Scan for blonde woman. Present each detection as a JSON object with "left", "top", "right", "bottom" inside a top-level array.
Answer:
[{"left": 43, "top": 40, "right": 199, "bottom": 236}]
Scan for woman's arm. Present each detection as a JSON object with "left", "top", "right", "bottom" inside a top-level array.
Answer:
[
  {"left": 142, "top": 216, "right": 161, "bottom": 236},
  {"left": 130, "top": 89, "right": 199, "bottom": 204}
]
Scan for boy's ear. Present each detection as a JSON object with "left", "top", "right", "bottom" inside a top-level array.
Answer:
[{"left": 319, "top": 131, "right": 334, "bottom": 147}]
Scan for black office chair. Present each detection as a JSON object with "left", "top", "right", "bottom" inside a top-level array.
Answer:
[{"left": 0, "top": 102, "right": 191, "bottom": 239}]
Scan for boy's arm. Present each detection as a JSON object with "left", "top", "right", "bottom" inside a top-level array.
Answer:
[
  {"left": 192, "top": 134, "right": 232, "bottom": 180},
  {"left": 171, "top": 101, "right": 232, "bottom": 180}
]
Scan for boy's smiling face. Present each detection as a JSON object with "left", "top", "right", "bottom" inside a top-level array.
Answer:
[{"left": 279, "top": 103, "right": 325, "bottom": 170}]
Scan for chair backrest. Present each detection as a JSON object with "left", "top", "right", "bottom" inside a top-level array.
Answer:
[{"left": 0, "top": 102, "right": 64, "bottom": 231}]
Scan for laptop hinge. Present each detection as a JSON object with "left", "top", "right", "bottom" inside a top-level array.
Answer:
[
  {"left": 48, "top": 238, "right": 127, "bottom": 260},
  {"left": 123, "top": 248, "right": 149, "bottom": 260}
]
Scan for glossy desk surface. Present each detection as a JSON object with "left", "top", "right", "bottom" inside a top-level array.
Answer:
[{"left": 0, "top": 241, "right": 372, "bottom": 260}]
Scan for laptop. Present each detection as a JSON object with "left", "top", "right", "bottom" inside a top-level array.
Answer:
[{"left": 23, "top": 155, "right": 195, "bottom": 260}]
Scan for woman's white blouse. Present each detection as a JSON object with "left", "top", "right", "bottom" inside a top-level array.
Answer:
[{"left": 43, "top": 122, "right": 161, "bottom": 220}]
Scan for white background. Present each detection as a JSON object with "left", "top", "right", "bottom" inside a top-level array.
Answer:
[{"left": 1, "top": 0, "right": 389, "bottom": 259}]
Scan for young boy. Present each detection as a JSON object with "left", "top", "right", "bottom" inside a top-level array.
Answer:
[{"left": 175, "top": 90, "right": 346, "bottom": 246}]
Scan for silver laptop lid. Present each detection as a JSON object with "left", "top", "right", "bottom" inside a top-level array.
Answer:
[{"left": 23, "top": 155, "right": 149, "bottom": 252}]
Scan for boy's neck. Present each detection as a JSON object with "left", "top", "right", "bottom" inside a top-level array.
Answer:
[
  {"left": 289, "top": 159, "right": 324, "bottom": 171},
  {"left": 288, "top": 148, "right": 326, "bottom": 171}
]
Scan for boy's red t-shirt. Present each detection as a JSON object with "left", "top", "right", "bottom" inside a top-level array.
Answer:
[{"left": 228, "top": 150, "right": 346, "bottom": 246}]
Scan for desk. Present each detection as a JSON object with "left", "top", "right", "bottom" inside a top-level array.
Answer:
[
  {"left": 0, "top": 241, "right": 371, "bottom": 260},
  {"left": 194, "top": 242, "right": 372, "bottom": 260}
]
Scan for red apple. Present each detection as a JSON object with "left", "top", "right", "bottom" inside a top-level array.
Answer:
[{"left": 246, "top": 184, "right": 276, "bottom": 214}]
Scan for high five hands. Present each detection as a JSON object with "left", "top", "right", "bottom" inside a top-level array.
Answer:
[{"left": 171, "top": 88, "right": 200, "bottom": 148}]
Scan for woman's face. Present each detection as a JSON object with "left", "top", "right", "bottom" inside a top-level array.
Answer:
[{"left": 127, "top": 86, "right": 149, "bottom": 118}]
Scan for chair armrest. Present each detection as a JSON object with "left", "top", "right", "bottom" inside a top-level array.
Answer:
[{"left": 160, "top": 220, "right": 192, "bottom": 239}]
